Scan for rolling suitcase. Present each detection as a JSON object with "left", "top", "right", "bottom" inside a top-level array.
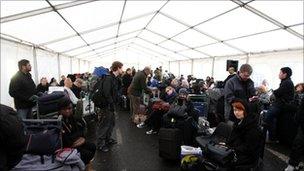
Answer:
[{"left": 159, "top": 128, "right": 182, "bottom": 160}]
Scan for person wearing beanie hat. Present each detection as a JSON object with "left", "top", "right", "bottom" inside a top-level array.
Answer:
[
  {"left": 57, "top": 97, "right": 96, "bottom": 169},
  {"left": 226, "top": 98, "right": 263, "bottom": 168},
  {"left": 264, "top": 67, "right": 295, "bottom": 143}
]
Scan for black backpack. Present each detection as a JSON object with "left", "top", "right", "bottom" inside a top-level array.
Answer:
[{"left": 91, "top": 76, "right": 107, "bottom": 107}]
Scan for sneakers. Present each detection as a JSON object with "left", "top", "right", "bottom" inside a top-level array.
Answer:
[
  {"left": 284, "top": 164, "right": 300, "bottom": 171},
  {"left": 137, "top": 122, "right": 146, "bottom": 128},
  {"left": 146, "top": 129, "right": 157, "bottom": 135}
]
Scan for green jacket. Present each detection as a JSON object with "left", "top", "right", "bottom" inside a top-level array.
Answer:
[{"left": 129, "top": 71, "right": 150, "bottom": 97}]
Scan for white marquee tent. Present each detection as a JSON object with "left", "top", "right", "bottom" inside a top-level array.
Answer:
[{"left": 1, "top": 0, "right": 303, "bottom": 107}]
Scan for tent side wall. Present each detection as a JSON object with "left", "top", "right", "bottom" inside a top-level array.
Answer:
[
  {"left": 0, "top": 38, "right": 90, "bottom": 107},
  {"left": 169, "top": 49, "right": 303, "bottom": 89}
]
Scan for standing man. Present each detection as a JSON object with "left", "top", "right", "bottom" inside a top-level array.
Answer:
[
  {"left": 223, "top": 67, "right": 236, "bottom": 87},
  {"left": 265, "top": 67, "right": 295, "bottom": 143},
  {"left": 9, "top": 59, "right": 37, "bottom": 119},
  {"left": 224, "top": 64, "right": 256, "bottom": 122},
  {"left": 97, "top": 61, "right": 123, "bottom": 152},
  {"left": 128, "top": 66, "right": 152, "bottom": 121}
]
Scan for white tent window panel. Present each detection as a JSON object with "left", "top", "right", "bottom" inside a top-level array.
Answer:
[
  {"left": 1, "top": 39, "right": 34, "bottom": 107},
  {"left": 129, "top": 46, "right": 168, "bottom": 62},
  {"left": 66, "top": 46, "right": 92, "bottom": 56},
  {"left": 172, "top": 29, "right": 217, "bottom": 49},
  {"left": 82, "top": 25, "right": 117, "bottom": 44},
  {"left": 36, "top": 49, "right": 59, "bottom": 81},
  {"left": 119, "top": 15, "right": 153, "bottom": 35},
  {"left": 290, "top": 24, "right": 304, "bottom": 36},
  {"left": 59, "top": 55, "right": 72, "bottom": 76},
  {"left": 160, "top": 40, "right": 189, "bottom": 52},
  {"left": 77, "top": 50, "right": 97, "bottom": 58},
  {"left": 179, "top": 60, "right": 192, "bottom": 77},
  {"left": 161, "top": 1, "right": 237, "bottom": 26},
  {"left": 139, "top": 30, "right": 166, "bottom": 44},
  {"left": 196, "top": 43, "right": 240, "bottom": 57},
  {"left": 249, "top": 1, "right": 304, "bottom": 27},
  {"left": 72, "top": 58, "right": 80, "bottom": 73},
  {"left": 59, "top": 1, "right": 123, "bottom": 32},
  {"left": 179, "top": 49, "right": 208, "bottom": 59},
  {"left": 196, "top": 8, "right": 279, "bottom": 40},
  {"left": 1, "top": 1, "right": 49, "bottom": 17},
  {"left": 169, "top": 61, "right": 179, "bottom": 77},
  {"left": 122, "top": 1, "right": 163, "bottom": 20},
  {"left": 46, "top": 36, "right": 86, "bottom": 53},
  {"left": 1, "top": 12, "right": 75, "bottom": 44},
  {"left": 192, "top": 58, "right": 213, "bottom": 79},
  {"left": 249, "top": 50, "right": 303, "bottom": 89},
  {"left": 147, "top": 14, "right": 188, "bottom": 38},
  {"left": 227, "top": 29, "right": 303, "bottom": 53}
]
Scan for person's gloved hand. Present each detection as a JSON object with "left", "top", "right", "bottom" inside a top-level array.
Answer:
[{"left": 28, "top": 95, "right": 39, "bottom": 102}]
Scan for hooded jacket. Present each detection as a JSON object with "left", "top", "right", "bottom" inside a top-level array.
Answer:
[{"left": 227, "top": 99, "right": 263, "bottom": 166}]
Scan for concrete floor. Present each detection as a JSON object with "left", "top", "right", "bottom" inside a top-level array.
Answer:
[{"left": 85, "top": 110, "right": 295, "bottom": 171}]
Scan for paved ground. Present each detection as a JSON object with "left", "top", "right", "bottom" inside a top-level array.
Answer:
[{"left": 85, "top": 110, "right": 301, "bottom": 171}]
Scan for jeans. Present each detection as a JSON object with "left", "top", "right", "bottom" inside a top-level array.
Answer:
[
  {"left": 17, "top": 108, "right": 33, "bottom": 119},
  {"left": 289, "top": 126, "right": 304, "bottom": 167},
  {"left": 264, "top": 104, "right": 282, "bottom": 141},
  {"left": 96, "top": 108, "right": 115, "bottom": 148}
]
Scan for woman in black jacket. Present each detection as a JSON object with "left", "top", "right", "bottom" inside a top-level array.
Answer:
[
  {"left": 58, "top": 98, "right": 96, "bottom": 170},
  {"left": 227, "top": 98, "right": 263, "bottom": 167}
]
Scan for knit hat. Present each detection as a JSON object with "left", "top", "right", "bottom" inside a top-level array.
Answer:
[
  {"left": 280, "top": 67, "right": 292, "bottom": 78},
  {"left": 179, "top": 88, "right": 189, "bottom": 95}
]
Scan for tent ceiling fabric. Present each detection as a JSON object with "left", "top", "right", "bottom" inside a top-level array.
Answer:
[{"left": 1, "top": 0, "right": 303, "bottom": 62}]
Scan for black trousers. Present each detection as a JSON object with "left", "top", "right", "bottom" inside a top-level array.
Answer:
[
  {"left": 149, "top": 110, "right": 166, "bottom": 131},
  {"left": 77, "top": 142, "right": 96, "bottom": 165},
  {"left": 289, "top": 126, "right": 304, "bottom": 167}
]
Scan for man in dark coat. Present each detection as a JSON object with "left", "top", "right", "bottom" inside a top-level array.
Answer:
[
  {"left": 224, "top": 64, "right": 257, "bottom": 122},
  {"left": 227, "top": 98, "right": 263, "bottom": 167},
  {"left": 122, "top": 68, "right": 133, "bottom": 96},
  {"left": 9, "top": 59, "right": 37, "bottom": 119},
  {"left": 96, "top": 61, "right": 123, "bottom": 152},
  {"left": 129, "top": 66, "right": 152, "bottom": 120},
  {"left": 265, "top": 67, "right": 295, "bottom": 142}
]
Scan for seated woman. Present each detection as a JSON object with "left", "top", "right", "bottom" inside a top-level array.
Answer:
[
  {"left": 57, "top": 97, "right": 96, "bottom": 170},
  {"left": 226, "top": 98, "right": 263, "bottom": 168},
  {"left": 137, "top": 86, "right": 177, "bottom": 134},
  {"left": 63, "top": 78, "right": 79, "bottom": 105}
]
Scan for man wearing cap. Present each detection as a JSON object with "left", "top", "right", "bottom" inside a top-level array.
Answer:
[{"left": 264, "top": 67, "right": 295, "bottom": 143}]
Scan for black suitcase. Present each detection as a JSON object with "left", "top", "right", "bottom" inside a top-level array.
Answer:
[{"left": 159, "top": 128, "right": 182, "bottom": 160}]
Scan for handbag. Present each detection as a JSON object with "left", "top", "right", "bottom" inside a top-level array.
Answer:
[
  {"left": 205, "top": 141, "right": 235, "bottom": 166},
  {"left": 152, "top": 101, "right": 170, "bottom": 112},
  {"left": 25, "top": 128, "right": 62, "bottom": 155}
]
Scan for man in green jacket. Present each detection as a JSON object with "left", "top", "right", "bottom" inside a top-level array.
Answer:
[{"left": 129, "top": 66, "right": 152, "bottom": 121}]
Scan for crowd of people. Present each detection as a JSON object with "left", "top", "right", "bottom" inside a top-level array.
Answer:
[{"left": 1, "top": 58, "right": 303, "bottom": 171}]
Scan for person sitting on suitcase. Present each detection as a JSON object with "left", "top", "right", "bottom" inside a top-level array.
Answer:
[
  {"left": 57, "top": 97, "right": 96, "bottom": 170},
  {"left": 225, "top": 98, "right": 263, "bottom": 168},
  {"left": 138, "top": 86, "right": 178, "bottom": 135}
]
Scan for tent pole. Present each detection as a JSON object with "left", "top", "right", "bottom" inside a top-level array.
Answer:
[
  {"left": 57, "top": 53, "right": 61, "bottom": 81},
  {"left": 32, "top": 46, "right": 39, "bottom": 84},
  {"left": 211, "top": 57, "right": 215, "bottom": 78}
]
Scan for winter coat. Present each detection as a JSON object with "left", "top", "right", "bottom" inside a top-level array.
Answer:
[
  {"left": 273, "top": 77, "right": 295, "bottom": 105},
  {"left": 0, "top": 105, "right": 26, "bottom": 170},
  {"left": 36, "top": 84, "right": 49, "bottom": 94},
  {"left": 129, "top": 71, "right": 150, "bottom": 97},
  {"left": 227, "top": 100, "right": 263, "bottom": 166},
  {"left": 122, "top": 74, "right": 132, "bottom": 95},
  {"left": 9, "top": 71, "right": 36, "bottom": 109},
  {"left": 62, "top": 116, "right": 85, "bottom": 148}
]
